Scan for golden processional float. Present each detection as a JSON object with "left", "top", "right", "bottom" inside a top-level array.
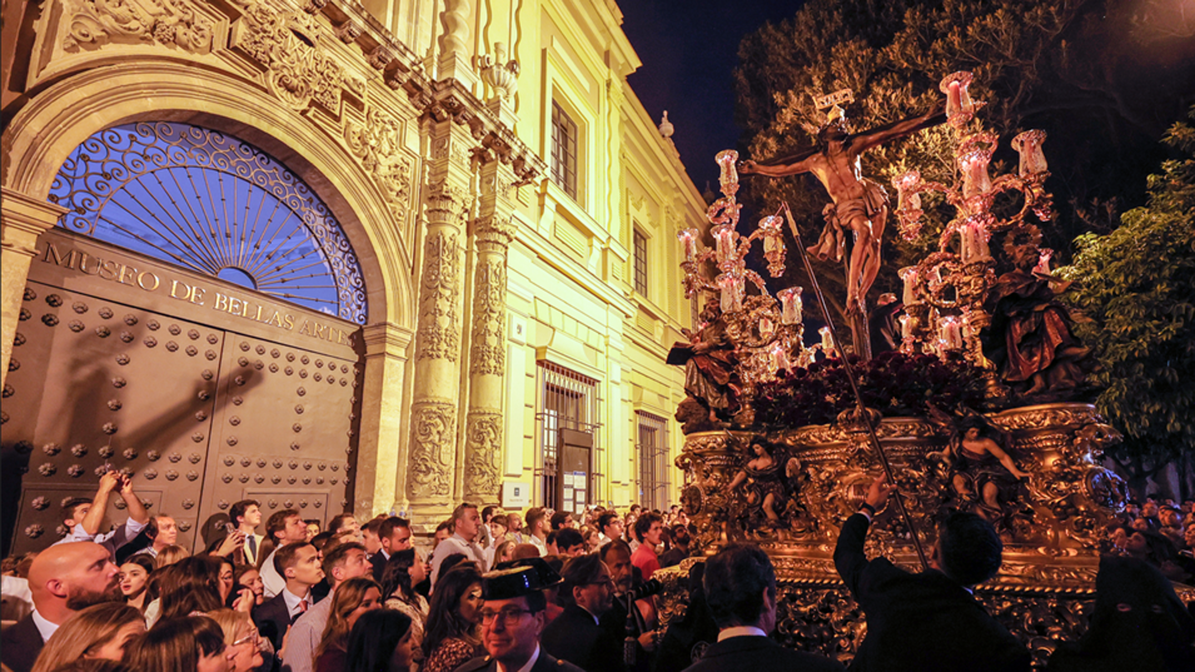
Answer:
[{"left": 654, "top": 72, "right": 1195, "bottom": 666}]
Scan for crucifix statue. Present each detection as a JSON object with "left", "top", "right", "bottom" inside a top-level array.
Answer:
[{"left": 739, "top": 97, "right": 946, "bottom": 319}]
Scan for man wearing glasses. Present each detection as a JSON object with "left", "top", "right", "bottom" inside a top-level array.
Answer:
[
  {"left": 542, "top": 554, "right": 622, "bottom": 671},
  {"left": 456, "top": 558, "right": 585, "bottom": 672}
]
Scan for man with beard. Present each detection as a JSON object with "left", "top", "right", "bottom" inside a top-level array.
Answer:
[
  {"left": 1, "top": 541, "right": 121, "bottom": 672},
  {"left": 542, "top": 554, "right": 622, "bottom": 671},
  {"left": 599, "top": 540, "right": 657, "bottom": 672},
  {"left": 455, "top": 558, "right": 584, "bottom": 672}
]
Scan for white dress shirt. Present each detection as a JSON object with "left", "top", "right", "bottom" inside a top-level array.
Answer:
[{"left": 429, "top": 532, "right": 487, "bottom": 587}]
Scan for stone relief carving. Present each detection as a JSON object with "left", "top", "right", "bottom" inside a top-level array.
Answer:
[
  {"left": 469, "top": 261, "right": 506, "bottom": 376},
  {"left": 231, "top": 0, "right": 356, "bottom": 112},
  {"left": 415, "top": 232, "right": 461, "bottom": 362},
  {"left": 344, "top": 107, "right": 414, "bottom": 221},
  {"left": 63, "top": 0, "right": 214, "bottom": 53},
  {"left": 407, "top": 401, "right": 455, "bottom": 499},
  {"left": 464, "top": 411, "right": 503, "bottom": 499}
]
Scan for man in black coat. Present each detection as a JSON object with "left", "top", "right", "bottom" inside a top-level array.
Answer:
[
  {"left": 682, "top": 543, "right": 843, "bottom": 672},
  {"left": 834, "top": 474, "right": 1032, "bottom": 672},
  {"left": 542, "top": 553, "right": 623, "bottom": 671}
]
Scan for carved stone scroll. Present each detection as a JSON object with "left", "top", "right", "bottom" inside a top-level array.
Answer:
[
  {"left": 63, "top": 0, "right": 215, "bottom": 54},
  {"left": 463, "top": 411, "right": 502, "bottom": 500},
  {"left": 407, "top": 401, "right": 456, "bottom": 499},
  {"left": 344, "top": 107, "right": 414, "bottom": 225},
  {"left": 415, "top": 232, "right": 461, "bottom": 363}
]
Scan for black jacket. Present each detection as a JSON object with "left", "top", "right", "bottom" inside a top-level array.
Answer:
[
  {"left": 833, "top": 512, "right": 1031, "bottom": 672},
  {"left": 0, "top": 613, "right": 45, "bottom": 672},
  {"left": 542, "top": 604, "right": 623, "bottom": 672},
  {"left": 254, "top": 592, "right": 297, "bottom": 652},
  {"left": 682, "top": 635, "right": 844, "bottom": 672}
]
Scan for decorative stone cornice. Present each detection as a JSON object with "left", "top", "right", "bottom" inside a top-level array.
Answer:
[
  {"left": 1, "top": 188, "right": 68, "bottom": 254},
  {"left": 311, "top": 0, "right": 546, "bottom": 185}
]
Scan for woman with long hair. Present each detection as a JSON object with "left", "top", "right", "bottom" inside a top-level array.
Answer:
[
  {"left": 123, "top": 614, "right": 233, "bottom": 672},
  {"left": 420, "top": 565, "right": 483, "bottom": 672},
  {"left": 155, "top": 556, "right": 225, "bottom": 623},
  {"left": 380, "top": 549, "right": 429, "bottom": 670},
  {"left": 490, "top": 540, "right": 516, "bottom": 568},
  {"left": 30, "top": 603, "right": 146, "bottom": 672},
  {"left": 119, "top": 555, "right": 154, "bottom": 613},
  {"left": 344, "top": 609, "right": 413, "bottom": 672},
  {"left": 233, "top": 565, "right": 264, "bottom": 606},
  {"left": 208, "top": 608, "right": 267, "bottom": 672},
  {"left": 313, "top": 577, "right": 383, "bottom": 672}
]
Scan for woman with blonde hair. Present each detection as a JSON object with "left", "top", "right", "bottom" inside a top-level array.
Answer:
[
  {"left": 313, "top": 576, "right": 383, "bottom": 672},
  {"left": 208, "top": 608, "right": 267, "bottom": 672},
  {"left": 152, "top": 544, "right": 190, "bottom": 569},
  {"left": 30, "top": 603, "right": 146, "bottom": 672}
]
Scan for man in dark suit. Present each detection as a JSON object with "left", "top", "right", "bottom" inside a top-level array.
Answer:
[
  {"left": 455, "top": 558, "right": 584, "bottom": 672},
  {"left": 542, "top": 553, "right": 622, "bottom": 671},
  {"left": 370, "top": 516, "right": 412, "bottom": 582},
  {"left": 254, "top": 541, "right": 324, "bottom": 652},
  {"left": 682, "top": 543, "right": 843, "bottom": 672},
  {"left": 1, "top": 542, "right": 122, "bottom": 672},
  {"left": 834, "top": 474, "right": 1032, "bottom": 672}
]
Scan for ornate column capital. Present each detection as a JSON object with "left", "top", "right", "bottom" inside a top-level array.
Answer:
[
  {"left": 474, "top": 214, "right": 516, "bottom": 247},
  {"left": 425, "top": 181, "right": 471, "bottom": 224}
]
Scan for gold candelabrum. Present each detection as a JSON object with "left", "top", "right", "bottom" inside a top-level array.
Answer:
[
  {"left": 661, "top": 72, "right": 1193, "bottom": 668},
  {"left": 678, "top": 150, "right": 827, "bottom": 422},
  {"left": 891, "top": 73, "right": 1055, "bottom": 395}
]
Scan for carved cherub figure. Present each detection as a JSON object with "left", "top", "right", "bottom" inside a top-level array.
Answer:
[{"left": 928, "top": 406, "right": 1032, "bottom": 523}]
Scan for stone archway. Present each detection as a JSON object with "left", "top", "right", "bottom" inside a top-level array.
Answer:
[{"left": 1, "top": 60, "right": 417, "bottom": 530}]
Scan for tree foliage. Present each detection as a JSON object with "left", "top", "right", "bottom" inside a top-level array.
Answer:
[
  {"left": 1058, "top": 109, "right": 1195, "bottom": 492},
  {"left": 733, "top": 0, "right": 1195, "bottom": 328}
]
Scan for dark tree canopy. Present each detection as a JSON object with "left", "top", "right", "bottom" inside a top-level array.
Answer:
[
  {"left": 732, "top": 0, "right": 1195, "bottom": 328},
  {"left": 1059, "top": 109, "right": 1195, "bottom": 497}
]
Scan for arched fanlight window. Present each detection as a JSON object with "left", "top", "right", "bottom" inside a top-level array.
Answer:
[{"left": 48, "top": 122, "right": 367, "bottom": 325}]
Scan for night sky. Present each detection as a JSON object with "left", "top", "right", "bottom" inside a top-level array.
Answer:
[{"left": 620, "top": 0, "right": 803, "bottom": 193}]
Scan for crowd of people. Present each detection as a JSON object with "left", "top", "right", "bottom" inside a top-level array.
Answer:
[{"left": 2, "top": 469, "right": 1193, "bottom": 672}]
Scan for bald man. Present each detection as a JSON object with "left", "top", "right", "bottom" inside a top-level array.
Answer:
[{"left": 0, "top": 542, "right": 121, "bottom": 672}]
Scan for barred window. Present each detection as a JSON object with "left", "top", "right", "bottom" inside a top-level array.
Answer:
[
  {"left": 551, "top": 102, "right": 578, "bottom": 200},
  {"left": 636, "top": 412, "right": 670, "bottom": 511},
  {"left": 633, "top": 228, "right": 648, "bottom": 297}
]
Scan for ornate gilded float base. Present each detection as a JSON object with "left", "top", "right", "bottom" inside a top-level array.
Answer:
[{"left": 663, "top": 403, "right": 1195, "bottom": 667}]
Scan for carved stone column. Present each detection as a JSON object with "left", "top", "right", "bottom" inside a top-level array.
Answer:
[
  {"left": 406, "top": 121, "right": 473, "bottom": 516},
  {"left": 1, "top": 189, "right": 66, "bottom": 387},
  {"left": 463, "top": 212, "right": 516, "bottom": 505},
  {"left": 462, "top": 152, "right": 518, "bottom": 505}
]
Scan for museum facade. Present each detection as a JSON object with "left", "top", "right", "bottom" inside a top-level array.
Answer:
[{"left": 0, "top": 0, "right": 703, "bottom": 552}]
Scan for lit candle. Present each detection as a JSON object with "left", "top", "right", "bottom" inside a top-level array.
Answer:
[
  {"left": 899, "top": 267, "right": 919, "bottom": 305},
  {"left": 899, "top": 314, "right": 912, "bottom": 341},
  {"left": 940, "top": 316, "right": 963, "bottom": 350},
  {"left": 678, "top": 228, "right": 697, "bottom": 262},
  {"left": 714, "top": 226, "right": 734, "bottom": 263},
  {"left": 779, "top": 287, "right": 803, "bottom": 325},
  {"left": 960, "top": 223, "right": 977, "bottom": 264},
  {"left": 1012, "top": 130, "right": 1048, "bottom": 176},
  {"left": 820, "top": 326, "right": 834, "bottom": 356},
  {"left": 719, "top": 275, "right": 736, "bottom": 314},
  {"left": 960, "top": 151, "right": 992, "bottom": 199},
  {"left": 771, "top": 343, "right": 788, "bottom": 371},
  {"left": 760, "top": 317, "right": 775, "bottom": 340}
]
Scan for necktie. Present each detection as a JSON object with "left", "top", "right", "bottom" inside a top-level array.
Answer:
[
  {"left": 247, "top": 535, "right": 257, "bottom": 562},
  {"left": 298, "top": 599, "right": 309, "bottom": 613}
]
